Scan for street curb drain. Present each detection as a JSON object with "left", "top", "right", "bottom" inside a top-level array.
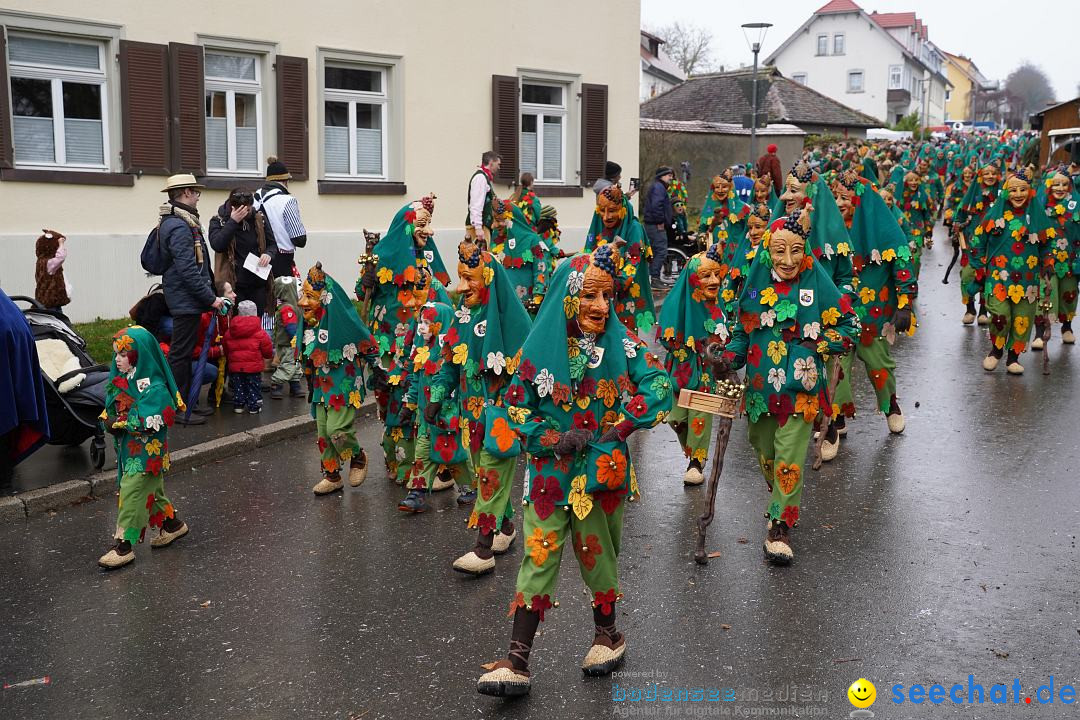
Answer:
[{"left": 1, "top": 401, "right": 377, "bottom": 524}]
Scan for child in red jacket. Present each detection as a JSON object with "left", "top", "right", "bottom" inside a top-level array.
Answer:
[{"left": 223, "top": 300, "right": 273, "bottom": 414}]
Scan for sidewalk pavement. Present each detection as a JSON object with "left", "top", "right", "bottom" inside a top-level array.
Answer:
[{"left": 0, "top": 396, "right": 377, "bottom": 525}]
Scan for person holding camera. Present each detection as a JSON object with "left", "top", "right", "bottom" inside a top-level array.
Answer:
[
  {"left": 209, "top": 188, "right": 275, "bottom": 316},
  {"left": 255, "top": 157, "right": 307, "bottom": 278}
]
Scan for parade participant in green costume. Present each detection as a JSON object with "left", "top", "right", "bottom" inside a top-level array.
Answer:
[
  {"left": 827, "top": 170, "right": 916, "bottom": 452},
  {"left": 775, "top": 161, "right": 855, "bottom": 303},
  {"left": 585, "top": 185, "right": 655, "bottom": 334},
  {"left": 491, "top": 200, "right": 555, "bottom": 316},
  {"left": 715, "top": 210, "right": 859, "bottom": 564},
  {"left": 98, "top": 326, "right": 189, "bottom": 569},
  {"left": 970, "top": 169, "right": 1052, "bottom": 375},
  {"left": 721, "top": 203, "right": 773, "bottom": 315},
  {"left": 536, "top": 204, "right": 565, "bottom": 260},
  {"left": 301, "top": 263, "right": 387, "bottom": 495},
  {"left": 898, "top": 170, "right": 935, "bottom": 278},
  {"left": 476, "top": 245, "right": 672, "bottom": 697},
  {"left": 700, "top": 169, "right": 752, "bottom": 267},
  {"left": 668, "top": 178, "right": 690, "bottom": 242},
  {"left": 954, "top": 161, "right": 1003, "bottom": 325},
  {"left": 658, "top": 245, "right": 728, "bottom": 485},
  {"left": 916, "top": 157, "right": 944, "bottom": 220},
  {"left": 944, "top": 164, "right": 975, "bottom": 295},
  {"left": 398, "top": 268, "right": 474, "bottom": 512},
  {"left": 859, "top": 145, "right": 879, "bottom": 184},
  {"left": 511, "top": 172, "right": 543, "bottom": 229},
  {"left": 427, "top": 241, "right": 532, "bottom": 575},
  {"left": 1032, "top": 170, "right": 1080, "bottom": 348},
  {"left": 753, "top": 174, "right": 778, "bottom": 208}
]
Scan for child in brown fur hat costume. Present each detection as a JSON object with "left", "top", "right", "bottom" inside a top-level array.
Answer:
[{"left": 34, "top": 229, "right": 71, "bottom": 311}]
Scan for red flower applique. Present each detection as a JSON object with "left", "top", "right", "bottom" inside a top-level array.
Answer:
[
  {"left": 747, "top": 345, "right": 763, "bottom": 368},
  {"left": 574, "top": 532, "right": 603, "bottom": 571},
  {"left": 530, "top": 594, "right": 553, "bottom": 622},
  {"left": 593, "top": 588, "right": 618, "bottom": 616},
  {"left": 529, "top": 475, "right": 564, "bottom": 519},
  {"left": 781, "top": 505, "right": 799, "bottom": 526},
  {"left": 518, "top": 358, "right": 537, "bottom": 382},
  {"left": 476, "top": 512, "right": 497, "bottom": 535},
  {"left": 626, "top": 395, "right": 647, "bottom": 418},
  {"left": 573, "top": 410, "right": 598, "bottom": 432}
]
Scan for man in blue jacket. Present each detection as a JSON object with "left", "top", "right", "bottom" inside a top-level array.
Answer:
[
  {"left": 159, "top": 174, "right": 225, "bottom": 426},
  {"left": 644, "top": 166, "right": 674, "bottom": 287}
]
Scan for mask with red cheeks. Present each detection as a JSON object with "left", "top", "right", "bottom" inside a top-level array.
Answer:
[
  {"left": 1004, "top": 175, "right": 1031, "bottom": 209},
  {"left": 695, "top": 256, "right": 722, "bottom": 301},
  {"left": 578, "top": 265, "right": 614, "bottom": 334},
  {"left": 981, "top": 165, "right": 1001, "bottom": 188},
  {"left": 596, "top": 186, "right": 626, "bottom": 230}
]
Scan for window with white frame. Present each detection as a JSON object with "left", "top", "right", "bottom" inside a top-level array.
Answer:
[
  {"left": 520, "top": 81, "right": 567, "bottom": 184},
  {"left": 792, "top": 73, "right": 807, "bottom": 85},
  {"left": 204, "top": 51, "right": 262, "bottom": 175},
  {"left": 833, "top": 34, "right": 845, "bottom": 55},
  {"left": 323, "top": 63, "right": 387, "bottom": 179},
  {"left": 847, "top": 70, "right": 864, "bottom": 93},
  {"left": 888, "top": 65, "right": 903, "bottom": 90},
  {"left": 816, "top": 35, "right": 828, "bottom": 56},
  {"left": 7, "top": 32, "right": 109, "bottom": 169}
]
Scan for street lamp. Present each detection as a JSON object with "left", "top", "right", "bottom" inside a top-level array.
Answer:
[{"left": 742, "top": 22, "right": 772, "bottom": 165}]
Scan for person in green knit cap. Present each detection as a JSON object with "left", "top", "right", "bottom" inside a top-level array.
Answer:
[
  {"left": 1031, "top": 169, "right": 1080, "bottom": 349},
  {"left": 826, "top": 169, "right": 916, "bottom": 453},
  {"left": 300, "top": 263, "right": 388, "bottom": 495},
  {"left": 98, "top": 326, "right": 189, "bottom": 569},
  {"left": 657, "top": 243, "right": 728, "bottom": 485},
  {"left": 714, "top": 209, "right": 859, "bottom": 564},
  {"left": 358, "top": 196, "right": 450, "bottom": 481},
  {"left": 585, "top": 185, "right": 655, "bottom": 335},
  {"left": 969, "top": 168, "right": 1052, "bottom": 375},
  {"left": 491, "top": 199, "right": 555, "bottom": 316},
  {"left": 426, "top": 240, "right": 532, "bottom": 575},
  {"left": 475, "top": 245, "right": 672, "bottom": 697},
  {"left": 953, "top": 160, "right": 1003, "bottom": 325},
  {"left": 398, "top": 267, "right": 474, "bottom": 512}
]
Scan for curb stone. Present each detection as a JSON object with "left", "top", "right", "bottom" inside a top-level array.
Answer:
[{"left": 4, "top": 410, "right": 330, "bottom": 524}]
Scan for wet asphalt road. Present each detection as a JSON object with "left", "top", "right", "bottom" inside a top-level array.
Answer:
[{"left": 2, "top": 235, "right": 1079, "bottom": 720}]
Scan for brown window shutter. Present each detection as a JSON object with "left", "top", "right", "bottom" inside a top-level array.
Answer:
[
  {"left": 119, "top": 40, "right": 171, "bottom": 175},
  {"left": 491, "top": 75, "right": 518, "bottom": 182},
  {"left": 275, "top": 55, "right": 308, "bottom": 181},
  {"left": 580, "top": 83, "right": 608, "bottom": 187},
  {"left": 168, "top": 42, "right": 205, "bottom": 175},
  {"left": 0, "top": 28, "right": 12, "bottom": 169}
]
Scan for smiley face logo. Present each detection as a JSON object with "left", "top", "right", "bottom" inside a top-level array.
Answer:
[{"left": 848, "top": 678, "right": 876, "bottom": 709}]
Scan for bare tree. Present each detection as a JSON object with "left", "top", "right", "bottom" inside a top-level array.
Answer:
[
  {"left": 1005, "top": 62, "right": 1055, "bottom": 116},
  {"left": 650, "top": 22, "right": 716, "bottom": 76}
]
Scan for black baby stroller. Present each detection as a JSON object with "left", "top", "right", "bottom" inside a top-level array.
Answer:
[{"left": 10, "top": 296, "right": 109, "bottom": 469}]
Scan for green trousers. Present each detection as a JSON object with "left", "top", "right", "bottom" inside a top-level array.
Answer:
[
  {"left": 513, "top": 498, "right": 624, "bottom": 617},
  {"left": 667, "top": 403, "right": 713, "bottom": 464},
  {"left": 832, "top": 339, "right": 896, "bottom": 415},
  {"left": 270, "top": 346, "right": 303, "bottom": 384},
  {"left": 116, "top": 470, "right": 174, "bottom": 544},
  {"left": 407, "top": 428, "right": 471, "bottom": 491},
  {"left": 315, "top": 404, "right": 360, "bottom": 476},
  {"left": 1060, "top": 274, "right": 1079, "bottom": 322},
  {"left": 381, "top": 427, "right": 415, "bottom": 484},
  {"left": 960, "top": 264, "right": 978, "bottom": 305},
  {"left": 747, "top": 414, "right": 814, "bottom": 527},
  {"left": 985, "top": 295, "right": 1036, "bottom": 354},
  {"left": 468, "top": 449, "right": 517, "bottom": 533}
]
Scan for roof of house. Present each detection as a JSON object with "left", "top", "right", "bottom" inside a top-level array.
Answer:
[
  {"left": 640, "top": 45, "right": 686, "bottom": 85},
  {"left": 640, "top": 67, "right": 881, "bottom": 128},
  {"left": 1034, "top": 96, "right": 1080, "bottom": 116},
  {"left": 815, "top": 0, "right": 862, "bottom": 13},
  {"left": 640, "top": 118, "right": 806, "bottom": 136}
]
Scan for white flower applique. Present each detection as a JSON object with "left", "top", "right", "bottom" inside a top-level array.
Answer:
[
  {"left": 455, "top": 306, "right": 472, "bottom": 324},
  {"left": 793, "top": 357, "right": 818, "bottom": 391},
  {"left": 760, "top": 309, "right": 777, "bottom": 328},
  {"left": 768, "top": 367, "right": 787, "bottom": 392},
  {"left": 567, "top": 271, "right": 585, "bottom": 295},
  {"left": 802, "top": 321, "right": 821, "bottom": 340},
  {"left": 303, "top": 329, "right": 316, "bottom": 347},
  {"left": 535, "top": 368, "right": 555, "bottom": 398},
  {"left": 342, "top": 343, "right": 357, "bottom": 361},
  {"left": 622, "top": 338, "right": 639, "bottom": 358},
  {"left": 144, "top": 414, "right": 164, "bottom": 432},
  {"left": 487, "top": 351, "right": 506, "bottom": 375}
]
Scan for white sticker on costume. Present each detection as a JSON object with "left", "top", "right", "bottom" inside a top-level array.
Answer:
[
  {"left": 588, "top": 346, "right": 605, "bottom": 369},
  {"left": 424, "top": 250, "right": 434, "bottom": 262},
  {"left": 799, "top": 289, "right": 814, "bottom": 307},
  {"left": 508, "top": 238, "right": 516, "bottom": 250},
  {"left": 474, "top": 320, "right": 487, "bottom": 337},
  {"left": 136, "top": 378, "right": 150, "bottom": 393}
]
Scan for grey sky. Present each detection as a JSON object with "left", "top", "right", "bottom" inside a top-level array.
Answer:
[{"left": 642, "top": 0, "right": 1077, "bottom": 100}]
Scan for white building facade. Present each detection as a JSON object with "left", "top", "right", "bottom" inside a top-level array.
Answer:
[
  {"left": 640, "top": 30, "right": 685, "bottom": 102},
  {"left": 765, "top": 0, "right": 950, "bottom": 128}
]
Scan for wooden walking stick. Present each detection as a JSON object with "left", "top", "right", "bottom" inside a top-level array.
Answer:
[
  {"left": 811, "top": 354, "right": 844, "bottom": 471},
  {"left": 356, "top": 229, "right": 380, "bottom": 324},
  {"left": 1040, "top": 271, "right": 1053, "bottom": 376},
  {"left": 689, "top": 344, "right": 745, "bottom": 565}
]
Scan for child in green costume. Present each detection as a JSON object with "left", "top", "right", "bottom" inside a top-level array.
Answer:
[
  {"left": 300, "top": 263, "right": 387, "bottom": 495},
  {"left": 1032, "top": 169, "right": 1080, "bottom": 348},
  {"left": 491, "top": 200, "right": 555, "bottom": 316},
  {"left": 268, "top": 276, "right": 305, "bottom": 399},
  {"left": 716, "top": 210, "right": 859, "bottom": 564},
  {"left": 426, "top": 241, "right": 532, "bottom": 575},
  {"left": 476, "top": 245, "right": 672, "bottom": 697},
  {"left": 98, "top": 326, "right": 189, "bottom": 570},
  {"left": 657, "top": 244, "right": 728, "bottom": 485}
]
